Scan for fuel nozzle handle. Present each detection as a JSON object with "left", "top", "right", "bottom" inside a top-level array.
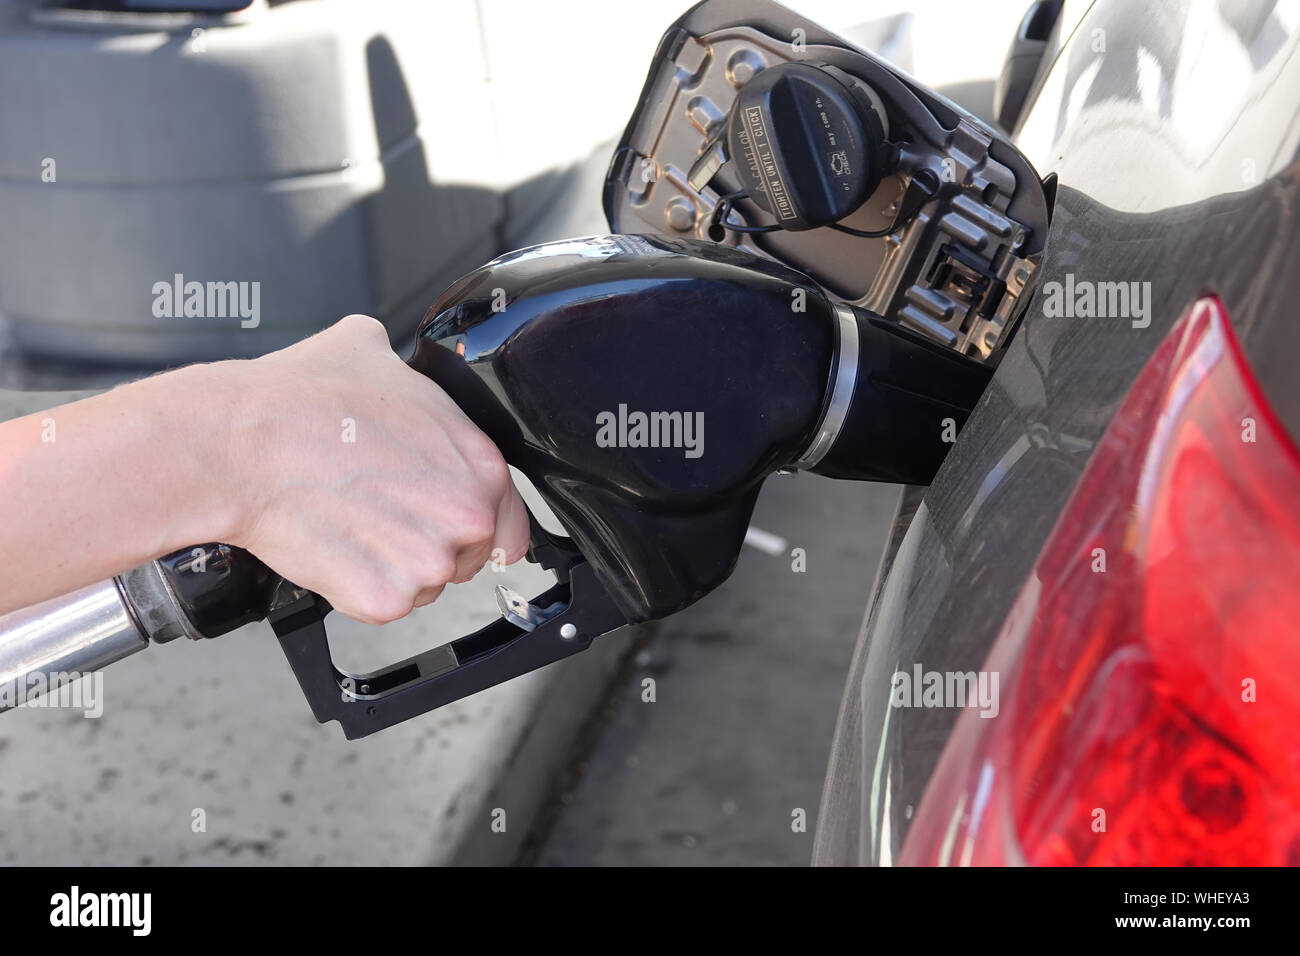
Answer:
[
  {"left": 409, "top": 234, "right": 990, "bottom": 621},
  {"left": 409, "top": 234, "right": 839, "bottom": 623}
]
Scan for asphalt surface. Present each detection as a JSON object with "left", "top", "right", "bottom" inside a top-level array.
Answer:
[{"left": 533, "top": 474, "right": 899, "bottom": 865}]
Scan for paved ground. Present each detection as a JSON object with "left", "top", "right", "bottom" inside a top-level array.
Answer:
[{"left": 532, "top": 474, "right": 898, "bottom": 865}]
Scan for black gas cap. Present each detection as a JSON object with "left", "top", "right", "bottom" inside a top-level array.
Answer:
[{"left": 725, "top": 62, "right": 888, "bottom": 231}]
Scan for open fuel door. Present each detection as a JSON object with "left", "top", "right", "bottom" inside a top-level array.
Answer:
[{"left": 604, "top": 0, "right": 1054, "bottom": 365}]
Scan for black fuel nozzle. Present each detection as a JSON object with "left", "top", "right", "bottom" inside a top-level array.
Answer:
[
  {"left": 411, "top": 234, "right": 835, "bottom": 623},
  {"left": 146, "top": 235, "right": 990, "bottom": 738},
  {"left": 411, "top": 234, "right": 989, "bottom": 621}
]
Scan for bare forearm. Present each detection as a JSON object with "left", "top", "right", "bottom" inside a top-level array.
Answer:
[{"left": 0, "top": 362, "right": 245, "bottom": 613}]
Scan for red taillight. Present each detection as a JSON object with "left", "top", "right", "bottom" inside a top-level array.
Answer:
[{"left": 900, "top": 298, "right": 1300, "bottom": 866}]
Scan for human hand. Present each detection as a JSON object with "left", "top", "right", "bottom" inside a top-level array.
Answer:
[{"left": 215, "top": 314, "right": 530, "bottom": 624}]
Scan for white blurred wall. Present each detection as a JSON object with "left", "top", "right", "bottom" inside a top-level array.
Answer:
[{"left": 469, "top": 0, "right": 1032, "bottom": 187}]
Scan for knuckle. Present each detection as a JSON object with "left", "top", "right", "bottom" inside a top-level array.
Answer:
[
  {"left": 454, "top": 541, "right": 493, "bottom": 582},
  {"left": 457, "top": 503, "right": 498, "bottom": 545},
  {"left": 476, "top": 450, "right": 513, "bottom": 499},
  {"left": 504, "top": 533, "right": 530, "bottom": 565},
  {"left": 355, "top": 582, "right": 415, "bottom": 625},
  {"left": 420, "top": 550, "right": 458, "bottom": 588},
  {"left": 337, "top": 313, "right": 388, "bottom": 343},
  {"left": 458, "top": 431, "right": 508, "bottom": 481}
]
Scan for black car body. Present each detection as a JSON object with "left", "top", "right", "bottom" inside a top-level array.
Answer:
[{"left": 813, "top": 0, "right": 1300, "bottom": 865}]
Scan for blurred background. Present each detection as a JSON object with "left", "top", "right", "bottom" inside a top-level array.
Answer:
[{"left": 0, "top": 0, "right": 1032, "bottom": 865}]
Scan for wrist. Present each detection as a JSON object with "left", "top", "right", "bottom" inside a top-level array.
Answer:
[{"left": 153, "top": 359, "right": 267, "bottom": 551}]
